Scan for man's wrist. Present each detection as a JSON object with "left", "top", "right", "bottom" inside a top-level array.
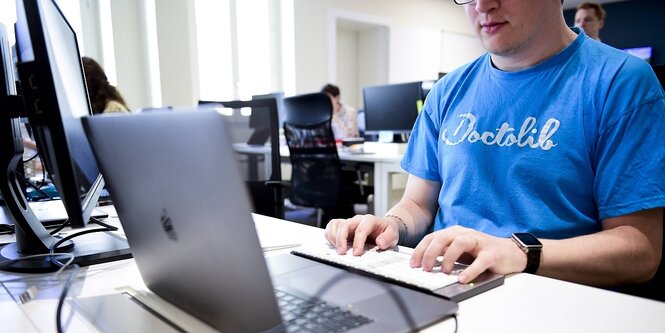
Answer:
[{"left": 385, "top": 214, "right": 408, "bottom": 245}]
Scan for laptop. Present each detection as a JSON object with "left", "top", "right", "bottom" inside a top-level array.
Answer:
[
  {"left": 82, "top": 111, "right": 458, "bottom": 333},
  {"left": 0, "top": 199, "right": 108, "bottom": 228}
]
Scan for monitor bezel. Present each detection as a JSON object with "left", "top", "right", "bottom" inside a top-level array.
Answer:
[
  {"left": 362, "top": 81, "right": 423, "bottom": 135},
  {"left": 16, "top": 0, "right": 105, "bottom": 230}
]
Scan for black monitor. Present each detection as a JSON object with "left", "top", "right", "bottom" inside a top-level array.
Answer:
[
  {"left": 653, "top": 64, "right": 664, "bottom": 89},
  {"left": 0, "top": 0, "right": 130, "bottom": 272},
  {"left": 363, "top": 81, "right": 423, "bottom": 142},
  {"left": 621, "top": 46, "right": 653, "bottom": 64},
  {"left": 248, "top": 92, "right": 285, "bottom": 145}
]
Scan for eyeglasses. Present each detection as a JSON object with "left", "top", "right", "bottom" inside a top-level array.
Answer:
[{"left": 453, "top": 0, "right": 476, "bottom": 5}]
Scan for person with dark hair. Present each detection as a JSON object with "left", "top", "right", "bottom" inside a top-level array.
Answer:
[
  {"left": 326, "top": 0, "right": 663, "bottom": 291},
  {"left": 82, "top": 56, "right": 129, "bottom": 114},
  {"left": 321, "top": 83, "right": 359, "bottom": 140},
  {"left": 574, "top": 2, "right": 606, "bottom": 41}
]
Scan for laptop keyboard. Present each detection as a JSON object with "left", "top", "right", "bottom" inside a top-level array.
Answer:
[
  {"left": 275, "top": 288, "right": 373, "bottom": 332},
  {"left": 293, "top": 243, "right": 460, "bottom": 291}
]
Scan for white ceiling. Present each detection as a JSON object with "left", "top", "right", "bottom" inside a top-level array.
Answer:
[{"left": 562, "top": 0, "right": 628, "bottom": 10}]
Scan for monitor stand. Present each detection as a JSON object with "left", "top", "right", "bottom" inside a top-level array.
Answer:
[
  {"left": 0, "top": 230, "right": 132, "bottom": 273},
  {"left": 377, "top": 131, "right": 409, "bottom": 143}
]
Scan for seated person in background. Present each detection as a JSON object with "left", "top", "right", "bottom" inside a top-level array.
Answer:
[
  {"left": 321, "top": 83, "right": 359, "bottom": 140},
  {"left": 325, "top": 0, "right": 664, "bottom": 291},
  {"left": 574, "top": 2, "right": 605, "bottom": 42},
  {"left": 82, "top": 56, "right": 130, "bottom": 114}
]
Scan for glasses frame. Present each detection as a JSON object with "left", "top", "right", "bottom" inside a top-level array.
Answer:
[{"left": 453, "top": 0, "right": 475, "bottom": 5}]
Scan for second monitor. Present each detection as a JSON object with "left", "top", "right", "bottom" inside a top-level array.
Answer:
[{"left": 362, "top": 81, "right": 423, "bottom": 143}]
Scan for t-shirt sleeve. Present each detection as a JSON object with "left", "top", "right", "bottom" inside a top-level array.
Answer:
[
  {"left": 401, "top": 93, "right": 442, "bottom": 182},
  {"left": 595, "top": 60, "right": 665, "bottom": 219}
]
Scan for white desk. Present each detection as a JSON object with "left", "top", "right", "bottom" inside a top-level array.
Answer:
[
  {"left": 2, "top": 210, "right": 665, "bottom": 332},
  {"left": 233, "top": 142, "right": 406, "bottom": 216}
]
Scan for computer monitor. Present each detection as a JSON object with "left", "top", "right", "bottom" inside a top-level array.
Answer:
[
  {"left": 0, "top": 0, "right": 131, "bottom": 272},
  {"left": 653, "top": 64, "right": 664, "bottom": 89},
  {"left": 248, "top": 92, "right": 285, "bottom": 145},
  {"left": 0, "top": 21, "right": 26, "bottom": 210},
  {"left": 621, "top": 46, "right": 653, "bottom": 64},
  {"left": 363, "top": 81, "right": 423, "bottom": 142}
]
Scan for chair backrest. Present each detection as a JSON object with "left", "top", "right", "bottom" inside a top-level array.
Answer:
[
  {"left": 283, "top": 93, "right": 341, "bottom": 208},
  {"left": 198, "top": 99, "right": 285, "bottom": 219}
]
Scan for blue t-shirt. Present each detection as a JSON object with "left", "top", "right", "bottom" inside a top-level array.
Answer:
[{"left": 402, "top": 28, "right": 665, "bottom": 239}]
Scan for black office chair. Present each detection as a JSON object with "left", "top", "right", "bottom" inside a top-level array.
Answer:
[
  {"left": 199, "top": 99, "right": 286, "bottom": 219},
  {"left": 282, "top": 93, "right": 368, "bottom": 227}
]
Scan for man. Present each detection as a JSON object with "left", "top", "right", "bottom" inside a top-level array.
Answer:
[
  {"left": 574, "top": 2, "right": 605, "bottom": 41},
  {"left": 325, "top": 0, "right": 664, "bottom": 289}
]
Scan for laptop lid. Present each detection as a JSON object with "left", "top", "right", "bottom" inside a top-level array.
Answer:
[{"left": 83, "top": 111, "right": 457, "bottom": 332}]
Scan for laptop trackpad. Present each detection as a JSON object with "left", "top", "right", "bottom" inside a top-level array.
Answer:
[{"left": 271, "top": 256, "right": 386, "bottom": 304}]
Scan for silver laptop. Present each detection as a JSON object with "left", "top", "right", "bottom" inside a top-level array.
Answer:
[
  {"left": 82, "top": 111, "right": 458, "bottom": 333},
  {"left": 0, "top": 200, "right": 108, "bottom": 228}
]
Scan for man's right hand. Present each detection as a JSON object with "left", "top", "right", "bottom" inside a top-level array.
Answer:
[{"left": 324, "top": 214, "right": 402, "bottom": 255}]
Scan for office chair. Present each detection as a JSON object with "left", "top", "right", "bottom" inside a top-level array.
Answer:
[
  {"left": 282, "top": 93, "right": 368, "bottom": 227},
  {"left": 198, "top": 99, "right": 286, "bottom": 219}
]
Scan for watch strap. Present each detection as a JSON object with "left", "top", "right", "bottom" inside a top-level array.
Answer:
[{"left": 524, "top": 248, "right": 541, "bottom": 274}]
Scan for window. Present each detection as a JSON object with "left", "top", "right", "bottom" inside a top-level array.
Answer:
[{"left": 195, "top": 0, "right": 292, "bottom": 101}]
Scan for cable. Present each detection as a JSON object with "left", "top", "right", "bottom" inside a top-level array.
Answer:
[
  {"left": 89, "top": 216, "right": 118, "bottom": 231},
  {"left": 48, "top": 226, "right": 116, "bottom": 267},
  {"left": 48, "top": 226, "right": 117, "bottom": 333},
  {"left": 54, "top": 264, "right": 79, "bottom": 333},
  {"left": 49, "top": 216, "right": 118, "bottom": 236},
  {"left": 0, "top": 253, "right": 75, "bottom": 279},
  {"left": 23, "top": 151, "right": 39, "bottom": 163},
  {"left": 0, "top": 253, "right": 76, "bottom": 310},
  {"left": 49, "top": 219, "right": 70, "bottom": 235}
]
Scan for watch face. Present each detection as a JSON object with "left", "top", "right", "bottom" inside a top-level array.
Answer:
[{"left": 513, "top": 233, "right": 542, "bottom": 247}]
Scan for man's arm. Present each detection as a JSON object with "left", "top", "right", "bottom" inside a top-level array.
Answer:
[
  {"left": 538, "top": 208, "right": 663, "bottom": 287},
  {"left": 384, "top": 175, "right": 441, "bottom": 247},
  {"left": 324, "top": 174, "right": 441, "bottom": 254},
  {"left": 409, "top": 207, "right": 662, "bottom": 286}
]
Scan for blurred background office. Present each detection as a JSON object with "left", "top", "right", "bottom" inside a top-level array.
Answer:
[
  {"left": 82, "top": 56, "right": 130, "bottom": 114},
  {"left": 0, "top": 0, "right": 662, "bottom": 120},
  {"left": 321, "top": 83, "right": 359, "bottom": 140},
  {"left": 574, "top": 2, "right": 606, "bottom": 42}
]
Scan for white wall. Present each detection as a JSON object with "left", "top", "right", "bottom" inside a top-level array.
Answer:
[
  {"left": 441, "top": 31, "right": 485, "bottom": 73},
  {"left": 154, "top": 0, "right": 199, "bottom": 108},
  {"left": 336, "top": 28, "right": 359, "bottom": 108},
  {"left": 110, "top": 0, "right": 151, "bottom": 111},
  {"left": 292, "top": 0, "right": 478, "bottom": 97}
]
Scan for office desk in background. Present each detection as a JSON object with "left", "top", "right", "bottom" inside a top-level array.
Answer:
[
  {"left": 1, "top": 207, "right": 664, "bottom": 332},
  {"left": 233, "top": 142, "right": 407, "bottom": 216}
]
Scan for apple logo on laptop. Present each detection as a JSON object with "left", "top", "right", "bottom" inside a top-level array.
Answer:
[{"left": 160, "top": 209, "right": 178, "bottom": 241}]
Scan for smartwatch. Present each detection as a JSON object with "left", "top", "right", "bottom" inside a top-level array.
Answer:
[{"left": 511, "top": 233, "right": 542, "bottom": 274}]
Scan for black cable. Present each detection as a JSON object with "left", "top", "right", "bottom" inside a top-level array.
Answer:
[
  {"left": 48, "top": 226, "right": 117, "bottom": 333},
  {"left": 49, "top": 216, "right": 117, "bottom": 236},
  {"left": 54, "top": 264, "right": 79, "bottom": 333},
  {"left": 23, "top": 151, "right": 39, "bottom": 163},
  {"left": 89, "top": 216, "right": 118, "bottom": 231},
  {"left": 17, "top": 176, "right": 54, "bottom": 200},
  {"left": 48, "top": 226, "right": 116, "bottom": 267},
  {"left": 0, "top": 224, "right": 14, "bottom": 235},
  {"left": 49, "top": 219, "right": 70, "bottom": 235}
]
